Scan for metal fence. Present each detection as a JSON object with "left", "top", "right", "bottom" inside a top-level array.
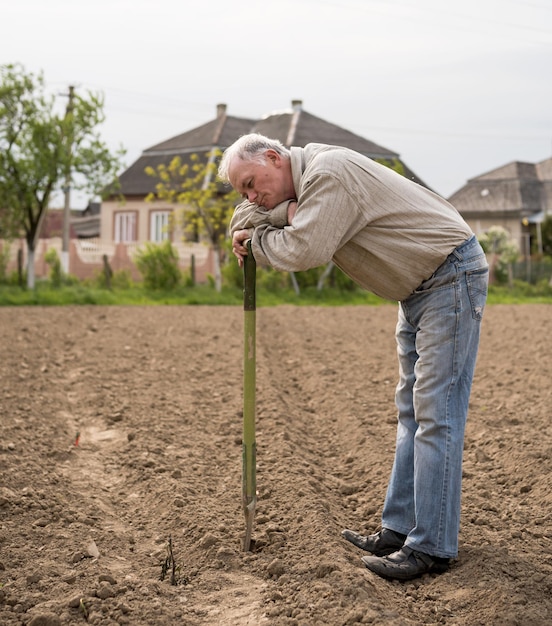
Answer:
[{"left": 512, "top": 258, "right": 552, "bottom": 284}]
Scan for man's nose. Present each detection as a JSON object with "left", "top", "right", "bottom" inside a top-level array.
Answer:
[{"left": 246, "top": 190, "right": 258, "bottom": 202}]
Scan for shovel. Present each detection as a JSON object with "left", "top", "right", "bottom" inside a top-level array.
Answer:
[{"left": 242, "top": 240, "right": 257, "bottom": 551}]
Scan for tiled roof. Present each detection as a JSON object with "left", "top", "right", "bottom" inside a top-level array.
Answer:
[
  {"left": 115, "top": 101, "right": 430, "bottom": 196},
  {"left": 448, "top": 157, "right": 552, "bottom": 218},
  {"left": 254, "top": 108, "right": 398, "bottom": 159},
  {"left": 146, "top": 112, "right": 255, "bottom": 154}
]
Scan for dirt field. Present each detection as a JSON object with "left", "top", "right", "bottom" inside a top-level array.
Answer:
[{"left": 0, "top": 304, "right": 550, "bottom": 626}]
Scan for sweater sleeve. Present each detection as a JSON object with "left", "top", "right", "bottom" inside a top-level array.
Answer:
[
  {"left": 229, "top": 200, "right": 293, "bottom": 234},
  {"left": 252, "top": 171, "right": 366, "bottom": 271}
]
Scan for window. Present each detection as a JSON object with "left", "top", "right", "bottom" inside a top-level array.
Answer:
[
  {"left": 150, "top": 211, "right": 171, "bottom": 242},
  {"left": 114, "top": 212, "right": 137, "bottom": 243}
]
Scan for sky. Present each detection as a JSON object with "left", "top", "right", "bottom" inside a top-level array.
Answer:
[{"left": 3, "top": 0, "right": 552, "bottom": 208}]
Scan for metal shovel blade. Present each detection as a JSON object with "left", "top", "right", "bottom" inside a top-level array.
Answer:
[{"left": 242, "top": 240, "right": 257, "bottom": 551}]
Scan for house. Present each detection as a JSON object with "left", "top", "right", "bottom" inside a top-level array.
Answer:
[
  {"left": 93, "top": 103, "right": 256, "bottom": 281},
  {"left": 104, "top": 100, "right": 430, "bottom": 240},
  {"left": 94, "top": 100, "right": 430, "bottom": 282},
  {"left": 9, "top": 100, "right": 428, "bottom": 282},
  {"left": 100, "top": 100, "right": 427, "bottom": 229},
  {"left": 448, "top": 157, "right": 552, "bottom": 256},
  {"left": 101, "top": 103, "right": 255, "bottom": 246},
  {"left": 71, "top": 202, "right": 101, "bottom": 239},
  {"left": 100, "top": 100, "right": 431, "bottom": 244}
]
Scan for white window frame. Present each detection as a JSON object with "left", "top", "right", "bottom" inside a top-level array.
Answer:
[
  {"left": 114, "top": 212, "right": 137, "bottom": 243},
  {"left": 150, "top": 210, "right": 171, "bottom": 242}
]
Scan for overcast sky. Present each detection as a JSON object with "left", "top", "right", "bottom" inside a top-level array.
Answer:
[{"left": 3, "top": 0, "right": 552, "bottom": 208}]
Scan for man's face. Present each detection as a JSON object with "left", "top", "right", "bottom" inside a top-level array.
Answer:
[{"left": 228, "top": 149, "right": 294, "bottom": 210}]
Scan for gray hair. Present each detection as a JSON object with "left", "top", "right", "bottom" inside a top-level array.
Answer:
[{"left": 218, "top": 133, "right": 291, "bottom": 182}]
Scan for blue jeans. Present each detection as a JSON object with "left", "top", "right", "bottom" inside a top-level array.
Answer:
[{"left": 381, "top": 235, "right": 488, "bottom": 558}]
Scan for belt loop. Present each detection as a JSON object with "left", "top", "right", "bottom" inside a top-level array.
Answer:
[
  {"left": 452, "top": 248, "right": 463, "bottom": 261},
  {"left": 452, "top": 234, "right": 475, "bottom": 261}
]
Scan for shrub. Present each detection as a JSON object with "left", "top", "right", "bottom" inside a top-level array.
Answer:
[
  {"left": 111, "top": 269, "right": 134, "bottom": 290},
  {"left": 44, "top": 248, "right": 63, "bottom": 287},
  {"left": 0, "top": 243, "right": 10, "bottom": 284},
  {"left": 134, "top": 240, "right": 181, "bottom": 290},
  {"left": 90, "top": 268, "right": 134, "bottom": 290}
]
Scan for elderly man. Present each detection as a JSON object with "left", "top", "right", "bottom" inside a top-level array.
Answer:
[{"left": 218, "top": 133, "right": 488, "bottom": 581}]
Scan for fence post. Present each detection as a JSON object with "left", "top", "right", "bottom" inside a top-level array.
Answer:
[
  {"left": 102, "top": 254, "right": 113, "bottom": 289},
  {"left": 190, "top": 254, "right": 196, "bottom": 286}
]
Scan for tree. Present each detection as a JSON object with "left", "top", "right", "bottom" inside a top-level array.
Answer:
[
  {"left": 479, "top": 225, "right": 519, "bottom": 287},
  {"left": 0, "top": 63, "right": 125, "bottom": 288},
  {"left": 145, "top": 151, "right": 240, "bottom": 292}
]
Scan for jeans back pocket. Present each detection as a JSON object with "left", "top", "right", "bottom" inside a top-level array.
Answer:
[{"left": 466, "top": 267, "right": 488, "bottom": 321}]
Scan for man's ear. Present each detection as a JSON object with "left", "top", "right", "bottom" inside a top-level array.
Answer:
[{"left": 265, "top": 149, "right": 282, "bottom": 167}]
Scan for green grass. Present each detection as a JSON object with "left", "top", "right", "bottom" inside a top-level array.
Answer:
[
  {"left": 486, "top": 283, "right": 552, "bottom": 304},
  {"left": 0, "top": 282, "right": 243, "bottom": 306},
  {"left": 0, "top": 281, "right": 551, "bottom": 307}
]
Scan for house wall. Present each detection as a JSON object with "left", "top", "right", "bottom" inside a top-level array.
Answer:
[
  {"left": 101, "top": 198, "right": 185, "bottom": 243},
  {"left": 464, "top": 216, "right": 526, "bottom": 254}
]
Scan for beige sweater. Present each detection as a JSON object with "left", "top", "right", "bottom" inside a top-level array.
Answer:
[{"left": 230, "top": 143, "right": 472, "bottom": 301}]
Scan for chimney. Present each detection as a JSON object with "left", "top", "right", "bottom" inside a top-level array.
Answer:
[
  {"left": 216, "top": 103, "right": 227, "bottom": 117},
  {"left": 286, "top": 100, "right": 303, "bottom": 146}
]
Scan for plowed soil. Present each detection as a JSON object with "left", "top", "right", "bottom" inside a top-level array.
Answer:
[{"left": 0, "top": 304, "right": 550, "bottom": 626}]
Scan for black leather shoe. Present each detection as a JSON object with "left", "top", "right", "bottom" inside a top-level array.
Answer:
[
  {"left": 361, "top": 546, "right": 450, "bottom": 581},
  {"left": 341, "top": 528, "right": 407, "bottom": 556}
]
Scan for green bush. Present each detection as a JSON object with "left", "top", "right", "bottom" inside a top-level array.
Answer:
[
  {"left": 182, "top": 268, "right": 195, "bottom": 288},
  {"left": 221, "top": 254, "right": 242, "bottom": 288},
  {"left": 134, "top": 240, "right": 181, "bottom": 290},
  {"left": 222, "top": 254, "right": 361, "bottom": 294},
  {"left": 89, "top": 267, "right": 134, "bottom": 290},
  {"left": 7, "top": 268, "right": 25, "bottom": 286},
  {"left": 44, "top": 248, "right": 63, "bottom": 287},
  {"left": 0, "top": 243, "right": 11, "bottom": 284},
  {"left": 111, "top": 269, "right": 134, "bottom": 290},
  {"left": 257, "top": 266, "right": 292, "bottom": 292}
]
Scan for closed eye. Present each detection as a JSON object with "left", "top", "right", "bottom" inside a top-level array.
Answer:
[{"left": 240, "top": 179, "right": 254, "bottom": 199}]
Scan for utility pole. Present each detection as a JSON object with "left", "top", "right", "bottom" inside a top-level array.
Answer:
[{"left": 61, "top": 85, "right": 75, "bottom": 274}]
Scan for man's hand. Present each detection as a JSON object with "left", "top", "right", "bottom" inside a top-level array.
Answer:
[
  {"left": 232, "top": 228, "right": 253, "bottom": 267},
  {"left": 232, "top": 201, "right": 296, "bottom": 267}
]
